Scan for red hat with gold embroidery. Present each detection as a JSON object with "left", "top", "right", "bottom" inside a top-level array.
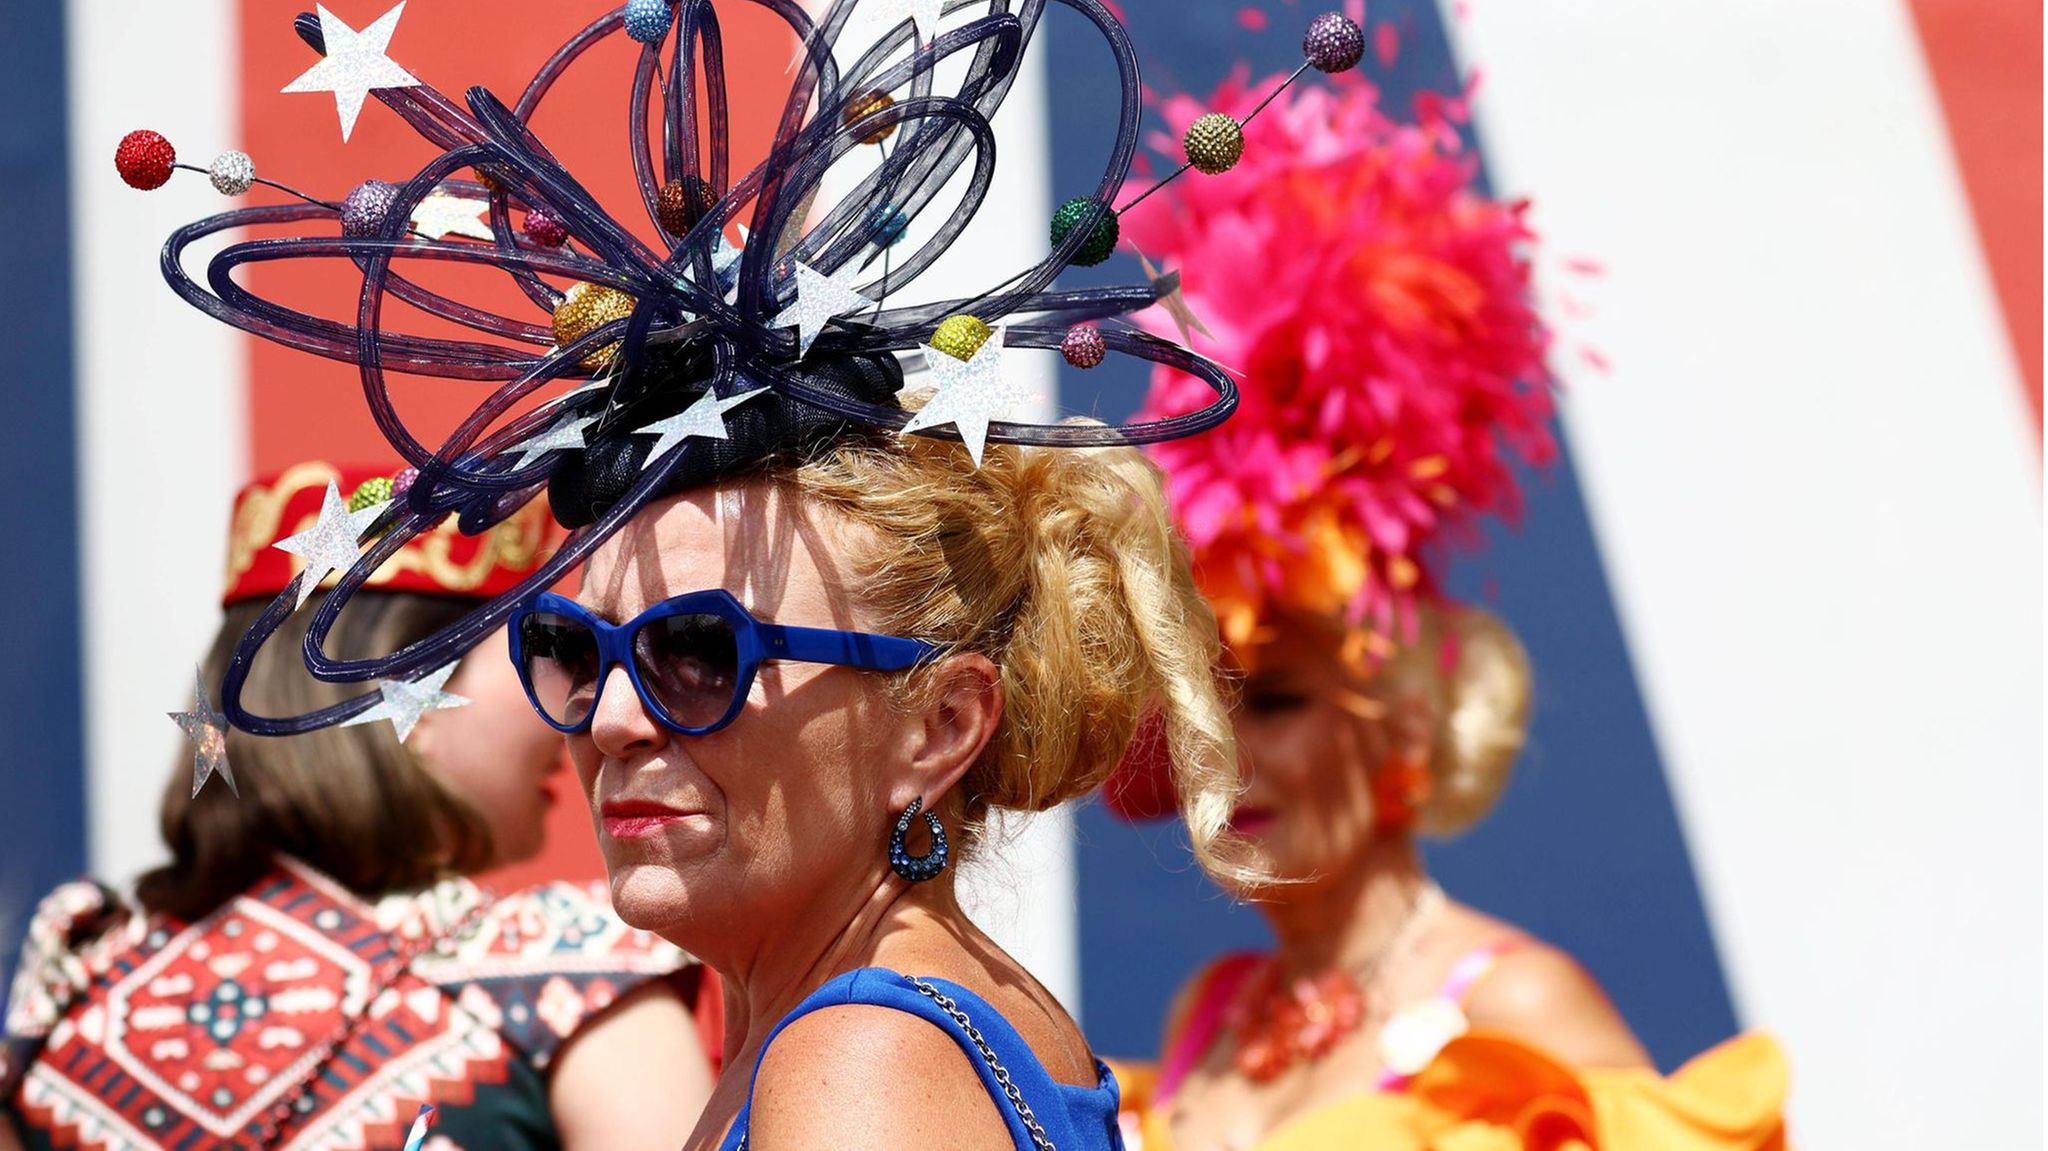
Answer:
[{"left": 222, "top": 462, "right": 556, "bottom": 607}]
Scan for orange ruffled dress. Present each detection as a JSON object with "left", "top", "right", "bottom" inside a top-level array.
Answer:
[{"left": 1115, "top": 950, "right": 1789, "bottom": 1151}]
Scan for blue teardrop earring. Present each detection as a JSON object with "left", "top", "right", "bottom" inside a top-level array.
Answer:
[{"left": 889, "top": 797, "right": 949, "bottom": 882}]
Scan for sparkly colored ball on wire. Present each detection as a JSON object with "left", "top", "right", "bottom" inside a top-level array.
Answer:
[
  {"left": 843, "top": 89, "right": 899, "bottom": 145},
  {"left": 348, "top": 476, "right": 394, "bottom": 513},
  {"left": 1303, "top": 12, "right": 1365, "bottom": 74},
  {"left": 1061, "top": 324, "right": 1106, "bottom": 369},
  {"left": 208, "top": 150, "right": 255, "bottom": 196},
  {"left": 553, "top": 282, "right": 638, "bottom": 371},
  {"left": 656, "top": 177, "right": 715, "bottom": 238},
  {"left": 523, "top": 205, "right": 569, "bottom": 248},
  {"left": 1184, "top": 113, "right": 1246, "bottom": 175},
  {"left": 622, "top": 0, "right": 673, "bottom": 45},
  {"left": 391, "top": 466, "right": 419, "bottom": 500},
  {"left": 867, "top": 204, "right": 909, "bottom": 247},
  {"left": 1051, "top": 196, "right": 1120, "bottom": 267},
  {"left": 115, "top": 130, "right": 177, "bottom": 191},
  {"left": 931, "top": 315, "right": 993, "bottom": 362},
  {"left": 340, "top": 179, "right": 402, "bottom": 237}
]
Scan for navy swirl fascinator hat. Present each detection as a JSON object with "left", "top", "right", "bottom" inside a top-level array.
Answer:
[{"left": 118, "top": 0, "right": 1370, "bottom": 738}]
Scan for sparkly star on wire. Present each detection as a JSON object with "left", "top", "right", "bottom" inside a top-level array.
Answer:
[
  {"left": 769, "top": 261, "right": 875, "bottom": 359},
  {"left": 634, "top": 386, "right": 771, "bottom": 463},
  {"left": 509, "top": 411, "right": 599, "bottom": 471},
  {"left": 274, "top": 481, "right": 387, "bottom": 609},
  {"left": 408, "top": 190, "right": 494, "bottom": 241},
  {"left": 1138, "top": 249, "right": 1213, "bottom": 345},
  {"left": 342, "top": 662, "right": 470, "bottom": 743},
  {"left": 901, "top": 327, "right": 1031, "bottom": 467},
  {"left": 170, "top": 668, "right": 236, "bottom": 799},
  {"left": 282, "top": 3, "right": 422, "bottom": 142},
  {"left": 858, "top": 0, "right": 947, "bottom": 44}
]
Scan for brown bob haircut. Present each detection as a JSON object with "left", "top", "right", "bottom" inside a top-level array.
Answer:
[{"left": 136, "top": 592, "right": 496, "bottom": 921}]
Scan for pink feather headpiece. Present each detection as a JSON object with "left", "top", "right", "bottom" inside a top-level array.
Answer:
[{"left": 1127, "top": 73, "right": 1557, "bottom": 652}]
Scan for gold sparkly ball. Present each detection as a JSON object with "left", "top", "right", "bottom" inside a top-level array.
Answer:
[
  {"left": 1183, "top": 112, "right": 1246, "bottom": 175},
  {"left": 843, "top": 89, "right": 899, "bottom": 145},
  {"left": 930, "top": 314, "right": 992, "bottom": 363},
  {"left": 552, "top": 282, "right": 637, "bottom": 370}
]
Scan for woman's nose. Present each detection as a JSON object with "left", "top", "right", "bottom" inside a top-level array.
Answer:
[{"left": 588, "top": 664, "right": 666, "bottom": 759}]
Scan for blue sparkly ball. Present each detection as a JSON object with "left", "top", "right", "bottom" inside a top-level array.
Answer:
[
  {"left": 867, "top": 204, "right": 909, "bottom": 247},
  {"left": 623, "top": 0, "right": 672, "bottom": 44}
]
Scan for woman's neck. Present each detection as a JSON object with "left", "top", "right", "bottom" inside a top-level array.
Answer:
[
  {"left": 1259, "top": 835, "right": 1431, "bottom": 978},
  {"left": 713, "top": 868, "right": 961, "bottom": 1067}
]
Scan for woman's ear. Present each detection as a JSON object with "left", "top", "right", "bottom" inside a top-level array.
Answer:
[
  {"left": 1387, "top": 694, "right": 1435, "bottom": 765},
  {"left": 900, "top": 653, "right": 1004, "bottom": 806}
]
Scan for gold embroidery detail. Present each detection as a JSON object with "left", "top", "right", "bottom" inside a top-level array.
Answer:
[{"left": 224, "top": 463, "right": 553, "bottom": 599}]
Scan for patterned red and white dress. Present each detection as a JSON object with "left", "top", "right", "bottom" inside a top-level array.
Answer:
[{"left": 0, "top": 857, "right": 697, "bottom": 1150}]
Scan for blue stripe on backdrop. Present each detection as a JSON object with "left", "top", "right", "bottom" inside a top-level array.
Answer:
[
  {"left": 0, "top": 3, "right": 87, "bottom": 990},
  {"left": 1050, "top": 0, "right": 1738, "bottom": 1071}
]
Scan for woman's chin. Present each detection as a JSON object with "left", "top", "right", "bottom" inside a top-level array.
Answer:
[{"left": 606, "top": 864, "right": 707, "bottom": 938}]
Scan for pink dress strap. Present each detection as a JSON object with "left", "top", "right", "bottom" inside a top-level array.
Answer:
[
  {"left": 1154, "top": 952, "right": 1265, "bottom": 1106},
  {"left": 1439, "top": 935, "right": 1526, "bottom": 1006},
  {"left": 1374, "top": 936, "right": 1528, "bottom": 1092}
]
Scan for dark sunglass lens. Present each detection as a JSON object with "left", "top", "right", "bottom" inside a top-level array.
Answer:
[
  {"left": 518, "top": 612, "right": 602, "bottom": 727},
  {"left": 635, "top": 613, "right": 741, "bottom": 729}
]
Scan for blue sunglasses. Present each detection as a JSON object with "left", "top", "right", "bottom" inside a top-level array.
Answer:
[{"left": 508, "top": 590, "right": 941, "bottom": 735}]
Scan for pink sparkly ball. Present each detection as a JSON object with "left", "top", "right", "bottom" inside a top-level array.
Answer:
[
  {"left": 391, "top": 467, "right": 419, "bottom": 500},
  {"left": 115, "top": 130, "right": 177, "bottom": 190},
  {"left": 1061, "top": 324, "right": 1106, "bottom": 369},
  {"left": 1302, "top": 12, "right": 1365, "bottom": 74},
  {"left": 523, "top": 206, "right": 569, "bottom": 248},
  {"left": 340, "top": 180, "right": 402, "bottom": 238}
]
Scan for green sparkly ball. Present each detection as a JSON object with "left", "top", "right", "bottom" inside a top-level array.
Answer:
[
  {"left": 1183, "top": 113, "right": 1245, "bottom": 175},
  {"left": 348, "top": 476, "right": 394, "bottom": 513},
  {"left": 931, "top": 314, "right": 993, "bottom": 362},
  {"left": 1051, "top": 196, "right": 1120, "bottom": 267}
]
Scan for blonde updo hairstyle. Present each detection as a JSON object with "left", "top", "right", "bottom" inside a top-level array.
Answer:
[
  {"left": 788, "top": 435, "right": 1251, "bottom": 882},
  {"left": 1373, "top": 604, "right": 1533, "bottom": 837}
]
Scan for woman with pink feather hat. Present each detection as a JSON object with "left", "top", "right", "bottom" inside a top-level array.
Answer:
[{"left": 1101, "top": 69, "right": 1791, "bottom": 1151}]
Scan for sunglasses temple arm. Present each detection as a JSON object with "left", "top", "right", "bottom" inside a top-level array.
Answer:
[{"left": 765, "top": 624, "right": 939, "bottom": 671}]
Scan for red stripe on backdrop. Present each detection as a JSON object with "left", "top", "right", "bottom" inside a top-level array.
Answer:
[
  {"left": 239, "top": 2, "right": 795, "bottom": 888},
  {"left": 1905, "top": 0, "right": 2043, "bottom": 437}
]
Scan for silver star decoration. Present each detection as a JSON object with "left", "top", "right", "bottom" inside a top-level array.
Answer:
[
  {"left": 770, "top": 261, "right": 874, "bottom": 359},
  {"left": 282, "top": 3, "right": 422, "bottom": 142},
  {"left": 342, "top": 662, "right": 470, "bottom": 743},
  {"left": 274, "top": 481, "right": 387, "bottom": 609},
  {"left": 1138, "top": 249, "right": 1213, "bottom": 345},
  {"left": 634, "top": 386, "right": 771, "bottom": 463},
  {"left": 170, "top": 668, "right": 236, "bottom": 799},
  {"left": 858, "top": 0, "right": 947, "bottom": 44},
  {"left": 509, "top": 412, "right": 598, "bottom": 471},
  {"left": 409, "top": 190, "right": 494, "bottom": 241},
  {"left": 902, "top": 326, "right": 1030, "bottom": 468}
]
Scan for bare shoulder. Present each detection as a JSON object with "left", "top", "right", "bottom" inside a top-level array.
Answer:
[
  {"left": 1462, "top": 940, "right": 1653, "bottom": 1070},
  {"left": 748, "top": 1002, "right": 1012, "bottom": 1151}
]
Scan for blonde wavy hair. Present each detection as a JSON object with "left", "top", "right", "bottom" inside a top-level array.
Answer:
[
  {"left": 1377, "top": 604, "right": 1533, "bottom": 837},
  {"left": 788, "top": 435, "right": 1251, "bottom": 883}
]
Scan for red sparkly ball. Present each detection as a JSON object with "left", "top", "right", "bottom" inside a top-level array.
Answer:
[
  {"left": 1061, "top": 324, "right": 1107, "bottom": 369},
  {"left": 524, "top": 206, "right": 569, "bottom": 248},
  {"left": 115, "top": 130, "right": 177, "bottom": 191}
]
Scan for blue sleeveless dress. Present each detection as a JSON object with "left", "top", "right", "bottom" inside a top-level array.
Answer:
[{"left": 719, "top": 967, "right": 1124, "bottom": 1150}]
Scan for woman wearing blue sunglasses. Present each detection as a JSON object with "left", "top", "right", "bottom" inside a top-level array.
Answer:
[{"left": 509, "top": 419, "right": 1245, "bottom": 1151}]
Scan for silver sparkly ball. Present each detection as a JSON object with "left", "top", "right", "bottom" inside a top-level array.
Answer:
[
  {"left": 1303, "top": 12, "right": 1366, "bottom": 74},
  {"left": 208, "top": 150, "right": 255, "bottom": 197},
  {"left": 340, "top": 180, "right": 401, "bottom": 238}
]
